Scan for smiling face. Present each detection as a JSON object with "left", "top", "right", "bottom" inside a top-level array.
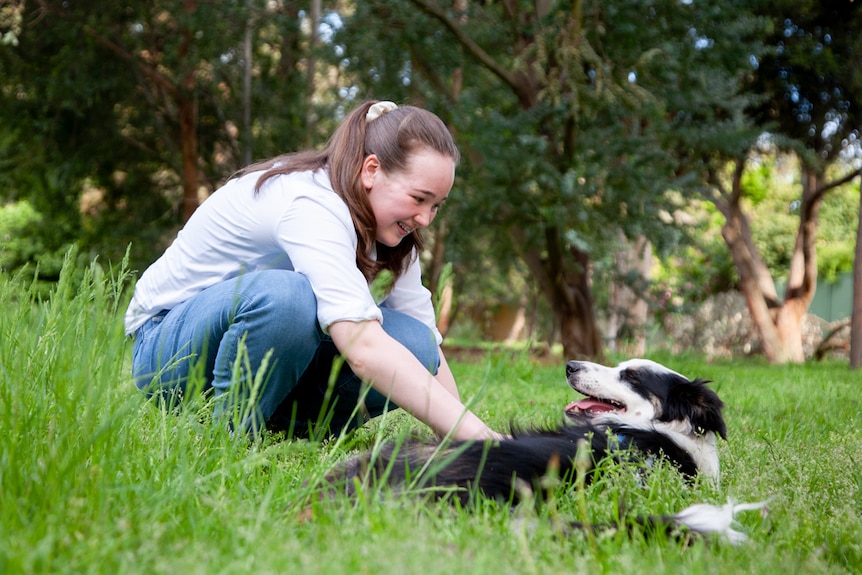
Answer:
[
  {"left": 360, "top": 147, "right": 455, "bottom": 247},
  {"left": 563, "top": 358, "right": 726, "bottom": 437},
  {"left": 564, "top": 359, "right": 665, "bottom": 425}
]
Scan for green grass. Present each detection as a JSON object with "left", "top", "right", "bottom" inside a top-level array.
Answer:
[{"left": 1, "top": 257, "right": 861, "bottom": 575}]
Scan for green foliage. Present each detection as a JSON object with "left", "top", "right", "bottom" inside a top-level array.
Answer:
[
  {"left": 370, "top": 269, "right": 395, "bottom": 301},
  {"left": 747, "top": 155, "right": 859, "bottom": 280},
  {"left": 1, "top": 259, "right": 860, "bottom": 573},
  {"left": 741, "top": 162, "right": 773, "bottom": 205},
  {"left": 0, "top": 200, "right": 75, "bottom": 293},
  {"left": 816, "top": 178, "right": 860, "bottom": 280},
  {"left": 660, "top": 151, "right": 859, "bottom": 294},
  {"left": 653, "top": 245, "right": 737, "bottom": 311},
  {"left": 747, "top": 0, "right": 862, "bottom": 164},
  {"left": 0, "top": 200, "right": 43, "bottom": 271},
  {"left": 336, "top": 0, "right": 777, "bottom": 346},
  {"left": 818, "top": 242, "right": 855, "bottom": 284},
  {"left": 0, "top": 0, "right": 315, "bottom": 275},
  {"left": 3, "top": 0, "right": 860, "bottom": 355}
]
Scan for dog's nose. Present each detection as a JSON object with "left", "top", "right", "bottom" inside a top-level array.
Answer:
[{"left": 566, "top": 361, "right": 581, "bottom": 377}]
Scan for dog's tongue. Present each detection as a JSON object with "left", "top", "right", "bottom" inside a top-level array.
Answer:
[{"left": 566, "top": 398, "right": 616, "bottom": 413}]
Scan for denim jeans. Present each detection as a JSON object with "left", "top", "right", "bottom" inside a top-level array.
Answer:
[{"left": 131, "top": 269, "right": 440, "bottom": 437}]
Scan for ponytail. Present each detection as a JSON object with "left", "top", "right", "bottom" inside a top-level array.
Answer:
[{"left": 236, "top": 101, "right": 459, "bottom": 283}]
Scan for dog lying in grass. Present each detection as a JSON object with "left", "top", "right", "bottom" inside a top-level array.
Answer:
[{"left": 317, "top": 359, "right": 767, "bottom": 543}]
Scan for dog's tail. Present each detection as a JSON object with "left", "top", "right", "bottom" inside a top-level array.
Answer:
[
  {"left": 664, "top": 499, "right": 770, "bottom": 543},
  {"left": 563, "top": 499, "right": 770, "bottom": 544}
]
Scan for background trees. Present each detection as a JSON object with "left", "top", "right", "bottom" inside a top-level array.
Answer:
[
  {"left": 336, "top": 0, "right": 773, "bottom": 360},
  {"left": 1, "top": 0, "right": 859, "bottom": 364},
  {"left": 691, "top": 0, "right": 862, "bottom": 362},
  {"left": 1, "top": 0, "right": 313, "bottom": 275}
]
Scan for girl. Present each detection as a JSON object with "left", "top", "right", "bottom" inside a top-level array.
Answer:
[{"left": 126, "top": 100, "right": 501, "bottom": 442}]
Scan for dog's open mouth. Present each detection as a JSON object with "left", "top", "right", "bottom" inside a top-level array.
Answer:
[{"left": 565, "top": 396, "right": 625, "bottom": 416}]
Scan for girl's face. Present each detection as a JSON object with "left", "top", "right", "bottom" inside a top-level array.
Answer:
[{"left": 361, "top": 148, "right": 455, "bottom": 247}]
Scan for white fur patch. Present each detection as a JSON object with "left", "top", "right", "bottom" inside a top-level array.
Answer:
[
  {"left": 566, "top": 358, "right": 721, "bottom": 480},
  {"left": 652, "top": 421, "right": 721, "bottom": 482},
  {"left": 566, "top": 360, "right": 657, "bottom": 423},
  {"left": 672, "top": 500, "right": 770, "bottom": 544}
]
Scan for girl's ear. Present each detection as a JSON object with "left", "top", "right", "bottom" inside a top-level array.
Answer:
[{"left": 360, "top": 154, "right": 380, "bottom": 190}]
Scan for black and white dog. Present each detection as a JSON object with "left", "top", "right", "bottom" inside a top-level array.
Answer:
[
  {"left": 320, "top": 359, "right": 765, "bottom": 542},
  {"left": 562, "top": 358, "right": 725, "bottom": 482}
]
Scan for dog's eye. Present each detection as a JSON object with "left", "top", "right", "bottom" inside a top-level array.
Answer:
[{"left": 621, "top": 369, "right": 640, "bottom": 383}]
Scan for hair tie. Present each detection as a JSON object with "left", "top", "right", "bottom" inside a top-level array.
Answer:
[{"left": 366, "top": 101, "right": 398, "bottom": 122}]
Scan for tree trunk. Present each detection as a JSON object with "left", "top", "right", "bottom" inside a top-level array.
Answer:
[
  {"left": 771, "top": 166, "right": 823, "bottom": 362},
  {"left": 608, "top": 234, "right": 651, "bottom": 356},
  {"left": 773, "top": 299, "right": 807, "bottom": 362},
  {"left": 179, "top": 0, "right": 200, "bottom": 223},
  {"left": 518, "top": 230, "right": 603, "bottom": 361},
  {"left": 851, "top": 176, "right": 862, "bottom": 369},
  {"left": 556, "top": 246, "right": 603, "bottom": 360},
  {"left": 426, "top": 218, "right": 452, "bottom": 336},
  {"left": 412, "top": 0, "right": 606, "bottom": 360},
  {"left": 717, "top": 158, "right": 836, "bottom": 364},
  {"left": 719, "top": 160, "right": 786, "bottom": 361},
  {"left": 242, "top": 0, "right": 254, "bottom": 166},
  {"left": 81, "top": 7, "right": 201, "bottom": 222},
  {"left": 304, "top": 0, "right": 321, "bottom": 146},
  {"left": 722, "top": 204, "right": 791, "bottom": 362},
  {"left": 179, "top": 96, "right": 199, "bottom": 223}
]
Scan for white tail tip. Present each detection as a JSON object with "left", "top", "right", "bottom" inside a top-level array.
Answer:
[{"left": 672, "top": 499, "right": 771, "bottom": 544}]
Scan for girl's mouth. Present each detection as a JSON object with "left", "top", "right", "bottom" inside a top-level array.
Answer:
[{"left": 397, "top": 222, "right": 414, "bottom": 235}]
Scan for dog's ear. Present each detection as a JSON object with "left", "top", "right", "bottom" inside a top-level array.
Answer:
[{"left": 665, "top": 378, "right": 727, "bottom": 440}]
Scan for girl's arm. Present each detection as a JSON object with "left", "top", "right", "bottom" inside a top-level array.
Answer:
[
  {"left": 328, "top": 319, "right": 501, "bottom": 441},
  {"left": 433, "top": 348, "right": 460, "bottom": 401}
]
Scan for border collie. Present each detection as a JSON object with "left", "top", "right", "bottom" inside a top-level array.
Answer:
[{"left": 319, "top": 359, "right": 766, "bottom": 543}]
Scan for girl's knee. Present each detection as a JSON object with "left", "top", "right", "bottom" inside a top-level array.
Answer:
[
  {"left": 224, "top": 270, "right": 321, "bottom": 363},
  {"left": 241, "top": 270, "right": 318, "bottom": 325}
]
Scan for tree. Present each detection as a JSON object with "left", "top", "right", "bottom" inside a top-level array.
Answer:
[
  {"left": 1, "top": 0, "right": 155, "bottom": 276},
  {"left": 852, "top": 177, "right": 862, "bottom": 369},
  {"left": 336, "top": 0, "right": 769, "bottom": 359},
  {"left": 707, "top": 1, "right": 862, "bottom": 363},
  {"left": 1, "top": 0, "right": 313, "bottom": 273}
]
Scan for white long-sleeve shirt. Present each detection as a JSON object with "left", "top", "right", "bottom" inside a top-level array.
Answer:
[{"left": 124, "top": 168, "right": 441, "bottom": 344}]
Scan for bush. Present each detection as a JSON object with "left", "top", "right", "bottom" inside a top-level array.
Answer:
[{"left": 0, "top": 200, "right": 73, "bottom": 293}]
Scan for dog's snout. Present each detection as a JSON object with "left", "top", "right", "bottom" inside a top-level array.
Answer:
[{"left": 566, "top": 361, "right": 582, "bottom": 377}]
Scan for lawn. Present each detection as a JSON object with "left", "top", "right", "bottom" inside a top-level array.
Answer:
[{"left": 1, "top": 257, "right": 860, "bottom": 574}]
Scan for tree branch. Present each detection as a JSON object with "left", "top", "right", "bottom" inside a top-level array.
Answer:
[
  {"left": 409, "top": 46, "right": 458, "bottom": 105},
  {"left": 810, "top": 167, "right": 862, "bottom": 204},
  {"left": 81, "top": 25, "right": 178, "bottom": 97},
  {"left": 409, "top": 0, "right": 520, "bottom": 92}
]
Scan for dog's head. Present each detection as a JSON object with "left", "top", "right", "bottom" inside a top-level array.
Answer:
[{"left": 564, "top": 358, "right": 727, "bottom": 440}]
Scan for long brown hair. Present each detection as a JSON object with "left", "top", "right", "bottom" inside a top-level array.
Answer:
[{"left": 234, "top": 101, "right": 460, "bottom": 282}]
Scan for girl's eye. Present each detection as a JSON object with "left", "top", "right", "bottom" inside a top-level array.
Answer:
[{"left": 413, "top": 195, "right": 444, "bottom": 211}]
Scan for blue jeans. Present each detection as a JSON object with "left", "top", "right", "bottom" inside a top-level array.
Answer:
[{"left": 131, "top": 270, "right": 440, "bottom": 437}]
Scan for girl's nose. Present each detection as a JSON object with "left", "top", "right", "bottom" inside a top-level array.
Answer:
[{"left": 415, "top": 205, "right": 435, "bottom": 227}]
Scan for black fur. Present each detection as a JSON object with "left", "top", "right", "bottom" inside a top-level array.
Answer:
[
  {"left": 325, "top": 423, "right": 699, "bottom": 506},
  {"left": 321, "top": 359, "right": 727, "bottom": 507}
]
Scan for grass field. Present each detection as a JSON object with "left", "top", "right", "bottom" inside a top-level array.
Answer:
[{"left": 1, "top": 257, "right": 860, "bottom": 574}]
